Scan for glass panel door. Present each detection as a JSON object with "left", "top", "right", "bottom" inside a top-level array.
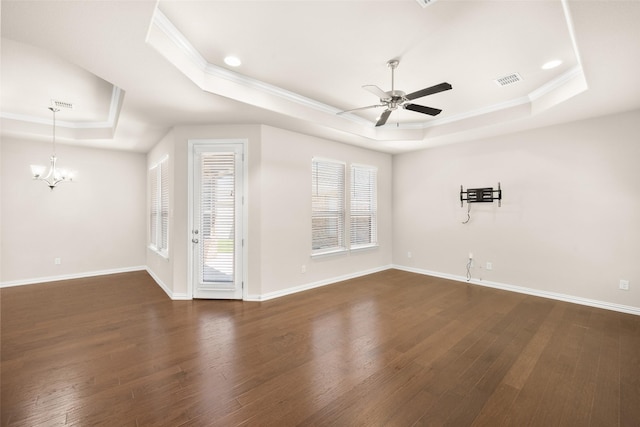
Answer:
[{"left": 192, "top": 143, "right": 243, "bottom": 299}]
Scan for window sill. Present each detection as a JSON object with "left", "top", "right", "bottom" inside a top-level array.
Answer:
[
  {"left": 311, "top": 248, "right": 348, "bottom": 258},
  {"left": 148, "top": 245, "right": 169, "bottom": 260},
  {"left": 311, "top": 244, "right": 378, "bottom": 258},
  {"left": 350, "top": 244, "right": 379, "bottom": 253}
]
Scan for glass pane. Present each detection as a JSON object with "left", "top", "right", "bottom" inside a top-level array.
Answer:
[
  {"left": 311, "top": 159, "right": 345, "bottom": 252},
  {"left": 201, "top": 153, "right": 235, "bottom": 283}
]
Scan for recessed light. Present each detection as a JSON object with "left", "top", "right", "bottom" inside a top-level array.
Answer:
[
  {"left": 542, "top": 59, "right": 562, "bottom": 70},
  {"left": 415, "top": 0, "right": 438, "bottom": 7},
  {"left": 224, "top": 56, "right": 242, "bottom": 67}
]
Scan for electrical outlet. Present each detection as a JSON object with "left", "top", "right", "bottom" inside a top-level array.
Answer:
[
  {"left": 407, "top": 251, "right": 412, "bottom": 258},
  {"left": 301, "top": 265, "right": 306, "bottom": 274},
  {"left": 619, "top": 279, "right": 629, "bottom": 291},
  {"left": 468, "top": 252, "right": 473, "bottom": 260},
  {"left": 486, "top": 262, "right": 493, "bottom": 270},
  {"left": 54, "top": 257, "right": 61, "bottom": 265}
]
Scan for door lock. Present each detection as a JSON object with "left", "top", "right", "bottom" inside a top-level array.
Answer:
[{"left": 192, "top": 238, "right": 199, "bottom": 244}]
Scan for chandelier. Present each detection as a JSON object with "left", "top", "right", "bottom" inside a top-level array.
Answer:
[{"left": 30, "top": 107, "right": 75, "bottom": 190}]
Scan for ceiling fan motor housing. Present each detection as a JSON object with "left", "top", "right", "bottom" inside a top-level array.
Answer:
[{"left": 385, "top": 91, "right": 407, "bottom": 109}]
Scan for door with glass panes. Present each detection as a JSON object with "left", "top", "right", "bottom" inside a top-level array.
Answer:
[{"left": 191, "top": 142, "right": 244, "bottom": 299}]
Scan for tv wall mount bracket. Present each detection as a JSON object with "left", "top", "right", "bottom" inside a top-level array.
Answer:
[{"left": 460, "top": 182, "right": 502, "bottom": 207}]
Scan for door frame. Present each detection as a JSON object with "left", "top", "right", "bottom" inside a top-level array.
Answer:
[{"left": 187, "top": 138, "right": 248, "bottom": 300}]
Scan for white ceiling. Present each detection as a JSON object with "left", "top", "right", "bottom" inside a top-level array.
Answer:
[{"left": 1, "top": 0, "right": 639, "bottom": 154}]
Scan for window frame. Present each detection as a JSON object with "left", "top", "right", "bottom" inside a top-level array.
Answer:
[
  {"left": 311, "top": 157, "right": 347, "bottom": 257},
  {"left": 149, "top": 155, "right": 169, "bottom": 258},
  {"left": 350, "top": 163, "right": 378, "bottom": 250}
]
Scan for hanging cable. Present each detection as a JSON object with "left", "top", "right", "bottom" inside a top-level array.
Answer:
[
  {"left": 462, "top": 202, "right": 471, "bottom": 224},
  {"left": 466, "top": 257, "right": 472, "bottom": 281}
]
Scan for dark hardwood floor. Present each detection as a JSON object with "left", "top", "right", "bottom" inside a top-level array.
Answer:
[{"left": 1, "top": 269, "right": 639, "bottom": 426}]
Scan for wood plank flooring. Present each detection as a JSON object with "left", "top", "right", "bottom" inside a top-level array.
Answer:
[{"left": 1, "top": 269, "right": 639, "bottom": 426}]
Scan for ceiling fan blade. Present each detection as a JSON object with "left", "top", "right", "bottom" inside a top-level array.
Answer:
[
  {"left": 337, "top": 104, "right": 386, "bottom": 115},
  {"left": 405, "top": 82, "right": 452, "bottom": 101},
  {"left": 375, "top": 110, "right": 392, "bottom": 127},
  {"left": 404, "top": 103, "right": 442, "bottom": 116},
  {"left": 363, "top": 85, "right": 391, "bottom": 100}
]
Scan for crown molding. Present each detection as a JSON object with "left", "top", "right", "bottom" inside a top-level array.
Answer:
[
  {"left": 0, "top": 86, "right": 125, "bottom": 137},
  {"left": 152, "top": 9, "right": 370, "bottom": 128},
  {"left": 149, "top": 0, "right": 586, "bottom": 143}
]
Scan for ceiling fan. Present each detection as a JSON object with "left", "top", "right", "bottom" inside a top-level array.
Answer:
[{"left": 338, "top": 59, "right": 452, "bottom": 127}]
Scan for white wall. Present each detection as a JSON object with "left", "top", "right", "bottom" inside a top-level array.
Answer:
[
  {"left": 1, "top": 137, "right": 147, "bottom": 284},
  {"left": 393, "top": 110, "right": 640, "bottom": 311},
  {"left": 146, "top": 124, "right": 392, "bottom": 299},
  {"left": 7, "top": 110, "right": 637, "bottom": 313},
  {"left": 258, "top": 126, "right": 393, "bottom": 297},
  {"left": 146, "top": 124, "right": 263, "bottom": 298},
  {"left": 145, "top": 129, "right": 175, "bottom": 294}
]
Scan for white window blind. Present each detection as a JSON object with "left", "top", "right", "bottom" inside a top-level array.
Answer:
[
  {"left": 201, "top": 153, "right": 235, "bottom": 283},
  {"left": 312, "top": 158, "right": 345, "bottom": 254},
  {"left": 149, "top": 156, "right": 169, "bottom": 256},
  {"left": 160, "top": 159, "right": 169, "bottom": 251},
  {"left": 150, "top": 166, "right": 159, "bottom": 248},
  {"left": 350, "top": 164, "right": 377, "bottom": 248}
]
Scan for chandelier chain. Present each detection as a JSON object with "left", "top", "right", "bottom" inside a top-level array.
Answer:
[{"left": 49, "top": 106, "right": 59, "bottom": 157}]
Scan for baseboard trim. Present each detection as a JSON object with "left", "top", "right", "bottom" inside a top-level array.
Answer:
[
  {"left": 245, "top": 265, "right": 393, "bottom": 302},
  {"left": 393, "top": 264, "right": 640, "bottom": 316},
  {"left": 6, "top": 264, "right": 635, "bottom": 316},
  {"left": 144, "top": 268, "right": 191, "bottom": 300},
  {"left": 0, "top": 266, "right": 147, "bottom": 288}
]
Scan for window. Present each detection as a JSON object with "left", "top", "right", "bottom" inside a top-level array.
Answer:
[
  {"left": 149, "top": 156, "right": 169, "bottom": 256},
  {"left": 311, "top": 158, "right": 345, "bottom": 255},
  {"left": 350, "top": 164, "right": 377, "bottom": 248}
]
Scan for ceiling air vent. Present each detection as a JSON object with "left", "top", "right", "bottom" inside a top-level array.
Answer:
[
  {"left": 51, "top": 99, "right": 74, "bottom": 109},
  {"left": 494, "top": 73, "right": 523, "bottom": 87},
  {"left": 415, "top": 0, "right": 438, "bottom": 8}
]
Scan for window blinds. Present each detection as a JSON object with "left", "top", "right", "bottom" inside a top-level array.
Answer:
[
  {"left": 149, "top": 165, "right": 159, "bottom": 248},
  {"left": 200, "top": 153, "right": 235, "bottom": 283},
  {"left": 160, "top": 159, "right": 169, "bottom": 251},
  {"left": 311, "top": 159, "right": 345, "bottom": 254},
  {"left": 149, "top": 156, "right": 169, "bottom": 255},
  {"left": 350, "top": 164, "right": 377, "bottom": 248}
]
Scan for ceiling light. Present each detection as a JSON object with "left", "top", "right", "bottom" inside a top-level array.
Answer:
[
  {"left": 415, "top": 0, "right": 438, "bottom": 7},
  {"left": 542, "top": 59, "right": 562, "bottom": 70},
  {"left": 224, "top": 56, "right": 242, "bottom": 67},
  {"left": 31, "top": 107, "right": 76, "bottom": 190}
]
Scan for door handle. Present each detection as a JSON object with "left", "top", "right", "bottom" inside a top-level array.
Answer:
[{"left": 192, "top": 238, "right": 199, "bottom": 244}]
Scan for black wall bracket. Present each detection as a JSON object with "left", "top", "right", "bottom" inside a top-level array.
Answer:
[{"left": 460, "top": 182, "right": 502, "bottom": 207}]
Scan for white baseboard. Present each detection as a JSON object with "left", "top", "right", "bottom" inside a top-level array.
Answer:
[
  {"left": 5, "top": 264, "right": 636, "bottom": 316},
  {"left": 145, "top": 268, "right": 190, "bottom": 300},
  {"left": 245, "top": 264, "right": 393, "bottom": 302},
  {"left": 0, "top": 266, "right": 147, "bottom": 288},
  {"left": 393, "top": 264, "right": 640, "bottom": 316}
]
